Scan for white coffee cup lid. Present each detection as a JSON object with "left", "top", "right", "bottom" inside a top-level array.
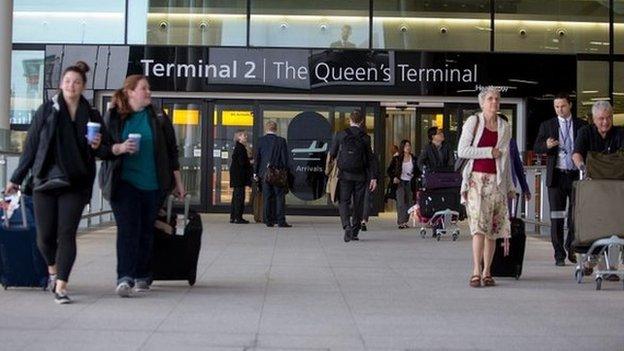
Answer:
[
  {"left": 128, "top": 133, "right": 142, "bottom": 138},
  {"left": 87, "top": 122, "right": 101, "bottom": 126}
]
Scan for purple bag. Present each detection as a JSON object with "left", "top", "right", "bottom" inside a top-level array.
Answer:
[{"left": 421, "top": 171, "right": 462, "bottom": 190}]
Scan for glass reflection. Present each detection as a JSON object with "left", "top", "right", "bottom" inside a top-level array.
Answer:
[
  {"left": 373, "top": 0, "right": 490, "bottom": 51},
  {"left": 495, "top": 0, "right": 610, "bottom": 54},
  {"left": 146, "top": 0, "right": 247, "bottom": 46},
  {"left": 250, "top": 1, "right": 369, "bottom": 48}
]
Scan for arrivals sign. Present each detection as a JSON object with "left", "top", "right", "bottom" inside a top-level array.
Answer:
[{"left": 127, "top": 47, "right": 575, "bottom": 97}]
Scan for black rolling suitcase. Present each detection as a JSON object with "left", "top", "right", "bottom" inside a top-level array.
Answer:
[
  {"left": 418, "top": 187, "right": 466, "bottom": 220},
  {"left": 152, "top": 195, "right": 203, "bottom": 286},
  {"left": 490, "top": 196, "right": 526, "bottom": 280},
  {"left": 0, "top": 195, "right": 49, "bottom": 290}
]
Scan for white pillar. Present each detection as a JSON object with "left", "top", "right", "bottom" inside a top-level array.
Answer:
[{"left": 0, "top": 0, "right": 14, "bottom": 149}]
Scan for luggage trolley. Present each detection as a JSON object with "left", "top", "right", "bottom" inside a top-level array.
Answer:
[
  {"left": 573, "top": 235, "right": 624, "bottom": 290},
  {"left": 422, "top": 209, "right": 461, "bottom": 241}
]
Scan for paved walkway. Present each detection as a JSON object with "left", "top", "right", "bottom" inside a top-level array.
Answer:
[{"left": 1, "top": 214, "right": 623, "bottom": 351}]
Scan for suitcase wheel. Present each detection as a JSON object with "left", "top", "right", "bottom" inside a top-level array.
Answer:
[
  {"left": 419, "top": 229, "right": 427, "bottom": 238},
  {"left": 515, "top": 265, "right": 521, "bottom": 280},
  {"left": 188, "top": 277, "right": 196, "bottom": 286},
  {"left": 595, "top": 277, "right": 602, "bottom": 291},
  {"left": 452, "top": 232, "right": 459, "bottom": 241},
  {"left": 575, "top": 268, "right": 583, "bottom": 284},
  {"left": 436, "top": 234, "right": 441, "bottom": 242}
]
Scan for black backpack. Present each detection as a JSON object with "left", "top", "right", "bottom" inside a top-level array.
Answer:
[{"left": 337, "top": 128, "right": 367, "bottom": 173}]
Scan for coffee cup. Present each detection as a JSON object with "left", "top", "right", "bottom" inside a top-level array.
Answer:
[
  {"left": 128, "top": 133, "right": 142, "bottom": 153},
  {"left": 86, "top": 122, "right": 101, "bottom": 143}
]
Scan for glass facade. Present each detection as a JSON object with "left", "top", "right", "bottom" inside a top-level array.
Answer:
[
  {"left": 13, "top": 0, "right": 125, "bottom": 44},
  {"left": 373, "top": 0, "right": 490, "bottom": 51},
  {"left": 142, "top": 0, "right": 247, "bottom": 46},
  {"left": 576, "top": 61, "right": 610, "bottom": 119},
  {"left": 250, "top": 1, "right": 369, "bottom": 48},
  {"left": 495, "top": 0, "right": 610, "bottom": 54},
  {"left": 10, "top": 50, "right": 44, "bottom": 127},
  {"left": 614, "top": 62, "right": 624, "bottom": 126},
  {"left": 617, "top": 1, "right": 624, "bottom": 54}
]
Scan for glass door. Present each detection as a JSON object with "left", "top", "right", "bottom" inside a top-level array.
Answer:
[
  {"left": 161, "top": 99, "right": 205, "bottom": 206},
  {"left": 210, "top": 102, "right": 256, "bottom": 208}
]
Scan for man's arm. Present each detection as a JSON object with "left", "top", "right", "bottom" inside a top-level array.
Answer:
[
  {"left": 417, "top": 148, "right": 428, "bottom": 171},
  {"left": 534, "top": 120, "right": 558, "bottom": 155},
  {"left": 329, "top": 132, "right": 341, "bottom": 159},
  {"left": 572, "top": 126, "right": 589, "bottom": 169}
]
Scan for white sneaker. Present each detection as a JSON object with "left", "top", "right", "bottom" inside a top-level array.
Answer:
[{"left": 115, "top": 282, "right": 131, "bottom": 298}]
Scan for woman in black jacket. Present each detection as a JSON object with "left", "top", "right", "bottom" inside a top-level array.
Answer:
[
  {"left": 100, "top": 74, "right": 185, "bottom": 297},
  {"left": 229, "top": 130, "right": 252, "bottom": 224},
  {"left": 5, "top": 61, "right": 106, "bottom": 304},
  {"left": 387, "top": 139, "right": 419, "bottom": 229}
]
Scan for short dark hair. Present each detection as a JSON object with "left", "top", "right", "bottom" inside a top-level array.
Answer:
[
  {"left": 554, "top": 92, "right": 572, "bottom": 104},
  {"left": 427, "top": 127, "right": 438, "bottom": 141},
  {"left": 349, "top": 109, "right": 364, "bottom": 125},
  {"left": 61, "top": 60, "right": 90, "bottom": 84}
]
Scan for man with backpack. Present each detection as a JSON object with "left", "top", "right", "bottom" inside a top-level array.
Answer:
[{"left": 329, "top": 110, "right": 377, "bottom": 242}]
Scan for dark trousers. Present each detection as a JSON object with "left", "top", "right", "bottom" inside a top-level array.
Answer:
[
  {"left": 230, "top": 186, "right": 246, "bottom": 221},
  {"left": 339, "top": 179, "right": 366, "bottom": 230},
  {"left": 262, "top": 180, "right": 286, "bottom": 225},
  {"left": 33, "top": 189, "right": 87, "bottom": 282},
  {"left": 548, "top": 170, "right": 579, "bottom": 261},
  {"left": 111, "top": 181, "right": 160, "bottom": 285}
]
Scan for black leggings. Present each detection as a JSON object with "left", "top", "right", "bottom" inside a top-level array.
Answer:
[{"left": 33, "top": 190, "right": 86, "bottom": 282}]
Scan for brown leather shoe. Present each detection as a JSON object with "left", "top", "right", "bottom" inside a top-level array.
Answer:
[
  {"left": 469, "top": 275, "right": 481, "bottom": 288},
  {"left": 482, "top": 276, "right": 496, "bottom": 287}
]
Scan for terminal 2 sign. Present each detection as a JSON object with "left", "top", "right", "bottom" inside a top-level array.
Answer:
[{"left": 128, "top": 46, "right": 576, "bottom": 97}]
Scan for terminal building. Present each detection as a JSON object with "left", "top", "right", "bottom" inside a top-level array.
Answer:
[{"left": 3, "top": 0, "right": 624, "bottom": 214}]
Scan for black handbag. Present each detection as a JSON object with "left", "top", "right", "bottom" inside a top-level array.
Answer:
[{"left": 33, "top": 164, "right": 70, "bottom": 192}]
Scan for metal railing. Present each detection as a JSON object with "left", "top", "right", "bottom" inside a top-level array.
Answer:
[
  {"left": 0, "top": 153, "right": 114, "bottom": 229},
  {"left": 522, "top": 165, "right": 551, "bottom": 236}
]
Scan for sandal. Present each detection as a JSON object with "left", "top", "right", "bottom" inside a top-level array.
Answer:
[
  {"left": 469, "top": 275, "right": 481, "bottom": 288},
  {"left": 482, "top": 276, "right": 496, "bottom": 287}
]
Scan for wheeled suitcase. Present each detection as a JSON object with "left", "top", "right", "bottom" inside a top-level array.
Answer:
[
  {"left": 0, "top": 195, "right": 49, "bottom": 290},
  {"left": 490, "top": 196, "right": 526, "bottom": 280},
  {"left": 421, "top": 171, "right": 462, "bottom": 190},
  {"left": 152, "top": 195, "right": 203, "bottom": 286},
  {"left": 418, "top": 187, "right": 466, "bottom": 219},
  {"left": 572, "top": 179, "right": 624, "bottom": 247}
]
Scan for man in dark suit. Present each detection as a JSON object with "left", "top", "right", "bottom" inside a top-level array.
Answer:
[
  {"left": 534, "top": 93, "right": 587, "bottom": 266},
  {"left": 329, "top": 110, "right": 377, "bottom": 242},
  {"left": 254, "top": 121, "right": 291, "bottom": 228}
]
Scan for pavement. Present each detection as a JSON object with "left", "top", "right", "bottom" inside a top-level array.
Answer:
[{"left": 0, "top": 214, "right": 623, "bottom": 351}]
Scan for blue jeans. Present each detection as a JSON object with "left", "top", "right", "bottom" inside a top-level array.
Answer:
[{"left": 111, "top": 181, "right": 160, "bottom": 285}]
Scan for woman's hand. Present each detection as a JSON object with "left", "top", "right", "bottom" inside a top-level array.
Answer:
[
  {"left": 113, "top": 139, "right": 137, "bottom": 155},
  {"left": 89, "top": 133, "right": 102, "bottom": 149},
  {"left": 393, "top": 177, "right": 400, "bottom": 184},
  {"left": 491, "top": 148, "right": 502, "bottom": 158},
  {"left": 173, "top": 181, "right": 186, "bottom": 200},
  {"left": 4, "top": 182, "right": 19, "bottom": 195}
]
